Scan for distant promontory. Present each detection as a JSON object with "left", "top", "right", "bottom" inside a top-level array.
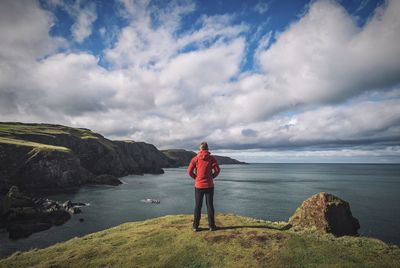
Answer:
[{"left": 162, "top": 149, "right": 247, "bottom": 166}]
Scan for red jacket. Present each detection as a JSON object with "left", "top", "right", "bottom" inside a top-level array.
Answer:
[{"left": 187, "top": 150, "right": 220, "bottom": 188}]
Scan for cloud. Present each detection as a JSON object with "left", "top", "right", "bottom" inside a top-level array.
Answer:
[
  {"left": 46, "top": 0, "right": 97, "bottom": 43},
  {"left": 253, "top": 2, "right": 269, "bottom": 14},
  {"left": 215, "top": 146, "right": 400, "bottom": 163},
  {"left": 256, "top": 0, "right": 400, "bottom": 108},
  {"left": 204, "top": 0, "right": 400, "bottom": 127},
  {"left": 0, "top": 0, "right": 65, "bottom": 62},
  {"left": 204, "top": 97, "right": 400, "bottom": 150},
  {"left": 70, "top": 3, "right": 97, "bottom": 43},
  {"left": 0, "top": 0, "right": 399, "bottom": 162}
]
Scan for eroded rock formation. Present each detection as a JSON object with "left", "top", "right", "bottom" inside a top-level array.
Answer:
[{"left": 288, "top": 192, "right": 360, "bottom": 236}]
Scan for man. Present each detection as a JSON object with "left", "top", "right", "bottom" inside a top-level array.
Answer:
[{"left": 187, "top": 142, "right": 220, "bottom": 232}]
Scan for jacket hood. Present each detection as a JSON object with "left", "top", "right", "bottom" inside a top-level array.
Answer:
[{"left": 197, "top": 150, "right": 211, "bottom": 160}]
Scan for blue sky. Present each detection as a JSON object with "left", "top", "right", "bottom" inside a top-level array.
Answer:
[
  {"left": 40, "top": 0, "right": 384, "bottom": 71},
  {"left": 1, "top": 0, "right": 399, "bottom": 163}
]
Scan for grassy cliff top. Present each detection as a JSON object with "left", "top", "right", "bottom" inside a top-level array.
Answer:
[
  {"left": 0, "top": 122, "right": 92, "bottom": 136},
  {"left": 0, "top": 137, "right": 71, "bottom": 152},
  {"left": 1, "top": 213, "right": 399, "bottom": 267},
  {"left": 0, "top": 122, "right": 114, "bottom": 151}
]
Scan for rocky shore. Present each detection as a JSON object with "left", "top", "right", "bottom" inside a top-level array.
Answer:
[{"left": 0, "top": 186, "right": 86, "bottom": 239}]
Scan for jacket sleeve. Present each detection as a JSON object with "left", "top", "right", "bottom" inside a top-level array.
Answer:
[
  {"left": 211, "top": 158, "right": 220, "bottom": 178},
  {"left": 187, "top": 157, "right": 197, "bottom": 180}
]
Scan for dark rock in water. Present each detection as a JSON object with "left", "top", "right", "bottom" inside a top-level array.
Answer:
[
  {"left": 288, "top": 192, "right": 360, "bottom": 236},
  {"left": 0, "top": 186, "right": 84, "bottom": 239},
  {"left": 141, "top": 198, "right": 161, "bottom": 204},
  {"left": 71, "top": 202, "right": 87, "bottom": 207},
  {"left": 79, "top": 218, "right": 84, "bottom": 222},
  {"left": 51, "top": 210, "right": 72, "bottom": 225},
  {"left": 7, "top": 222, "right": 52, "bottom": 239}
]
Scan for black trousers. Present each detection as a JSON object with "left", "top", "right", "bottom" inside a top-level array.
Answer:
[{"left": 193, "top": 187, "right": 215, "bottom": 228}]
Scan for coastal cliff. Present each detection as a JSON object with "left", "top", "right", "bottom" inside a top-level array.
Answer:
[
  {"left": 162, "top": 149, "right": 247, "bottom": 166},
  {"left": 0, "top": 122, "right": 176, "bottom": 193}
]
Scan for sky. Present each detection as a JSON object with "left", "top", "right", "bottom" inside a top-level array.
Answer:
[{"left": 0, "top": 0, "right": 399, "bottom": 163}]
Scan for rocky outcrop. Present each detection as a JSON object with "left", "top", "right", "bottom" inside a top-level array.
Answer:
[
  {"left": 161, "top": 149, "right": 196, "bottom": 167},
  {"left": 161, "top": 149, "right": 246, "bottom": 167},
  {"left": 0, "top": 186, "right": 86, "bottom": 239},
  {"left": 114, "top": 141, "right": 178, "bottom": 174},
  {"left": 288, "top": 192, "right": 360, "bottom": 236},
  {"left": 213, "top": 155, "right": 248, "bottom": 165},
  {"left": 0, "top": 122, "right": 178, "bottom": 192}
]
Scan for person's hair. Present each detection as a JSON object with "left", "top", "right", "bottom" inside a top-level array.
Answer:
[{"left": 199, "top": 142, "right": 209, "bottom": 150}]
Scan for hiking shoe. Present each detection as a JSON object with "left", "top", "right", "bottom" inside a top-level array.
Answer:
[
  {"left": 209, "top": 226, "right": 217, "bottom": 231},
  {"left": 192, "top": 226, "right": 199, "bottom": 232}
]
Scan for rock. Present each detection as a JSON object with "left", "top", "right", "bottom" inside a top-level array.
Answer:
[
  {"left": 288, "top": 192, "right": 360, "bottom": 236},
  {"left": 50, "top": 210, "right": 71, "bottom": 225},
  {"left": 62, "top": 200, "right": 83, "bottom": 214},
  {"left": 0, "top": 186, "right": 83, "bottom": 239},
  {"left": 66, "top": 207, "right": 81, "bottom": 214},
  {"left": 79, "top": 218, "right": 84, "bottom": 222},
  {"left": 62, "top": 200, "right": 72, "bottom": 208},
  {"left": 141, "top": 198, "right": 161, "bottom": 204},
  {"left": 161, "top": 149, "right": 247, "bottom": 167},
  {"left": 7, "top": 222, "right": 52, "bottom": 239},
  {"left": 71, "top": 202, "right": 87, "bottom": 207},
  {"left": 161, "top": 149, "right": 195, "bottom": 167},
  {"left": 6, "top": 207, "right": 38, "bottom": 221},
  {"left": 91, "top": 174, "right": 122, "bottom": 186},
  {"left": 6, "top": 186, "right": 34, "bottom": 208},
  {"left": 0, "top": 122, "right": 178, "bottom": 192}
]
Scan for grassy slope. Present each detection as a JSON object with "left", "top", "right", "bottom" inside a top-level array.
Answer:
[
  {"left": 1, "top": 213, "right": 399, "bottom": 267},
  {"left": 0, "top": 122, "right": 115, "bottom": 152}
]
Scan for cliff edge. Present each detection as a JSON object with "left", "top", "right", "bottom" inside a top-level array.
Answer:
[
  {"left": 1, "top": 193, "right": 399, "bottom": 267},
  {"left": 0, "top": 213, "right": 398, "bottom": 267}
]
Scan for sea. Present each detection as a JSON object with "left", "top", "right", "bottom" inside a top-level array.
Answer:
[{"left": 1, "top": 163, "right": 399, "bottom": 258}]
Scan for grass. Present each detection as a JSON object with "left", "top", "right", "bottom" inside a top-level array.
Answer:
[
  {"left": 0, "top": 122, "right": 117, "bottom": 152},
  {"left": 0, "top": 137, "right": 70, "bottom": 152},
  {"left": 1, "top": 213, "right": 399, "bottom": 267},
  {"left": 0, "top": 122, "right": 94, "bottom": 139}
]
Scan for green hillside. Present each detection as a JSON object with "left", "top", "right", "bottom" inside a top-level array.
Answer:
[
  {"left": 1, "top": 213, "right": 399, "bottom": 267},
  {"left": 0, "top": 122, "right": 112, "bottom": 151}
]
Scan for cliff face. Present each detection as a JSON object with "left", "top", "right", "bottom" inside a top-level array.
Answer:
[
  {"left": 0, "top": 123, "right": 176, "bottom": 192},
  {"left": 161, "top": 149, "right": 196, "bottom": 167},
  {"left": 161, "top": 149, "right": 247, "bottom": 167}
]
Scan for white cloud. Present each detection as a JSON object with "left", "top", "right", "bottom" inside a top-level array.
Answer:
[
  {"left": 256, "top": 0, "right": 400, "bottom": 107},
  {"left": 1, "top": 0, "right": 400, "bottom": 163},
  {"left": 47, "top": 0, "right": 97, "bottom": 43},
  {"left": 253, "top": 2, "right": 269, "bottom": 14},
  {"left": 0, "top": 0, "right": 65, "bottom": 62},
  {"left": 204, "top": 97, "right": 400, "bottom": 150},
  {"left": 71, "top": 3, "right": 97, "bottom": 43}
]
